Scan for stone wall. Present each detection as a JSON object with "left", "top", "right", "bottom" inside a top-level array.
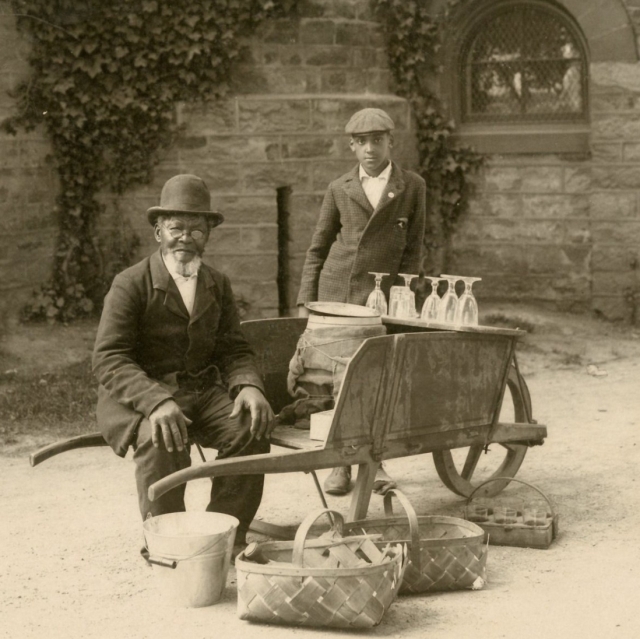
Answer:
[
  {"left": 106, "top": 0, "right": 417, "bottom": 318},
  {"left": 448, "top": 0, "right": 640, "bottom": 323},
  {"left": 0, "top": 2, "right": 57, "bottom": 326}
]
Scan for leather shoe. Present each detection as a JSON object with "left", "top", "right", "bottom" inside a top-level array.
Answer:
[{"left": 323, "top": 466, "right": 351, "bottom": 495}]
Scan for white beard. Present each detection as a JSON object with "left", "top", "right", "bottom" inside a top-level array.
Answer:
[{"left": 163, "top": 252, "right": 202, "bottom": 277}]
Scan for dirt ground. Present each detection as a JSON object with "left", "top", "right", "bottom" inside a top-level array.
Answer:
[{"left": 2, "top": 304, "right": 640, "bottom": 639}]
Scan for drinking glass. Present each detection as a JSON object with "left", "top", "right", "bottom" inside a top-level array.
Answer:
[
  {"left": 388, "top": 282, "right": 405, "bottom": 317},
  {"left": 398, "top": 273, "right": 418, "bottom": 318},
  {"left": 438, "top": 275, "right": 461, "bottom": 324},
  {"left": 454, "top": 277, "right": 482, "bottom": 327},
  {"left": 365, "top": 272, "right": 389, "bottom": 315},
  {"left": 419, "top": 277, "right": 444, "bottom": 324}
]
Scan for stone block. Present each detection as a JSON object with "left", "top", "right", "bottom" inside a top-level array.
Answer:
[
  {"left": 368, "top": 24, "right": 385, "bottom": 48},
  {"left": 352, "top": 47, "right": 381, "bottom": 69},
  {"left": 240, "top": 160, "right": 311, "bottom": 194},
  {"left": 591, "top": 143, "right": 622, "bottom": 162},
  {"left": 591, "top": 295, "right": 631, "bottom": 322},
  {"left": 589, "top": 192, "right": 637, "bottom": 218},
  {"left": 179, "top": 135, "right": 280, "bottom": 164},
  {"left": 456, "top": 218, "right": 590, "bottom": 244},
  {"left": 229, "top": 65, "right": 270, "bottom": 94},
  {"left": 365, "top": 68, "right": 392, "bottom": 94},
  {"left": 180, "top": 100, "right": 237, "bottom": 135},
  {"left": 238, "top": 99, "right": 311, "bottom": 133},
  {"left": 335, "top": 22, "right": 370, "bottom": 46},
  {"left": 331, "top": 0, "right": 359, "bottom": 19},
  {"left": 296, "top": 0, "right": 327, "bottom": 18},
  {"left": 469, "top": 193, "right": 520, "bottom": 218},
  {"left": 305, "top": 46, "right": 350, "bottom": 66},
  {"left": 592, "top": 221, "right": 640, "bottom": 244},
  {"left": 520, "top": 166, "right": 563, "bottom": 193},
  {"left": 564, "top": 167, "right": 591, "bottom": 193},
  {"left": 262, "top": 67, "right": 322, "bottom": 93},
  {"left": 592, "top": 113, "right": 640, "bottom": 140},
  {"left": 482, "top": 167, "right": 523, "bottom": 192},
  {"left": 194, "top": 164, "right": 241, "bottom": 192},
  {"left": 622, "top": 142, "right": 640, "bottom": 161},
  {"left": 260, "top": 19, "right": 299, "bottom": 45},
  {"left": 591, "top": 246, "right": 639, "bottom": 271},
  {"left": 591, "top": 89, "right": 640, "bottom": 112},
  {"left": 281, "top": 134, "right": 342, "bottom": 159},
  {"left": 592, "top": 270, "right": 637, "bottom": 297},
  {"left": 230, "top": 279, "right": 279, "bottom": 312},
  {"left": 290, "top": 193, "right": 325, "bottom": 225},
  {"left": 311, "top": 160, "right": 356, "bottom": 189},
  {"left": 290, "top": 221, "right": 317, "bottom": 253},
  {"left": 320, "top": 68, "right": 367, "bottom": 92},
  {"left": 300, "top": 19, "right": 335, "bottom": 45},
  {"left": 207, "top": 226, "right": 243, "bottom": 254},
  {"left": 212, "top": 253, "right": 278, "bottom": 281},
  {"left": 241, "top": 224, "right": 278, "bottom": 253},
  {"left": 354, "top": 0, "right": 373, "bottom": 20},
  {"left": 522, "top": 194, "right": 589, "bottom": 218},
  {"left": 215, "top": 195, "right": 277, "bottom": 225},
  {"left": 0, "top": 205, "right": 55, "bottom": 234},
  {"left": 592, "top": 166, "right": 640, "bottom": 189}
]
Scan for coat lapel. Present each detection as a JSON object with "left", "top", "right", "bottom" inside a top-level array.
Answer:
[
  {"left": 342, "top": 165, "right": 374, "bottom": 216},
  {"left": 189, "top": 266, "right": 218, "bottom": 325},
  {"left": 150, "top": 250, "right": 190, "bottom": 321},
  {"left": 372, "top": 162, "right": 406, "bottom": 217}
]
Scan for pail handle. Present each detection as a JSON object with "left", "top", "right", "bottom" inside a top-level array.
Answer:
[{"left": 142, "top": 522, "right": 235, "bottom": 568}]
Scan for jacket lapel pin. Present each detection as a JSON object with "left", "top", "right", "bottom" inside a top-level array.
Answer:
[
  {"left": 388, "top": 192, "right": 395, "bottom": 198},
  {"left": 396, "top": 217, "right": 408, "bottom": 229}
]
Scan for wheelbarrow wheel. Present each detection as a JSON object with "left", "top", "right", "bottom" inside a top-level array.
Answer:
[{"left": 432, "top": 365, "right": 532, "bottom": 498}]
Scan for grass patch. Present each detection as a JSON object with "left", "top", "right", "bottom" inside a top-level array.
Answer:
[{"left": 0, "top": 359, "right": 97, "bottom": 452}]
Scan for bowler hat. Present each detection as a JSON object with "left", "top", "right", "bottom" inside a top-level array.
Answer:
[
  {"left": 345, "top": 108, "right": 395, "bottom": 135},
  {"left": 146, "top": 174, "right": 225, "bottom": 227}
]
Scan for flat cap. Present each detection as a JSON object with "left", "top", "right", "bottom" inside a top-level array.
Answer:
[{"left": 345, "top": 108, "right": 395, "bottom": 134}]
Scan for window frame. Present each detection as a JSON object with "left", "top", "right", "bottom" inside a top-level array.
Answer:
[{"left": 447, "top": 0, "right": 591, "bottom": 154}]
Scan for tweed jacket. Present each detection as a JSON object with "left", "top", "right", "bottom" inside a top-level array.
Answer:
[
  {"left": 92, "top": 250, "right": 264, "bottom": 457},
  {"left": 297, "top": 162, "right": 426, "bottom": 306}
]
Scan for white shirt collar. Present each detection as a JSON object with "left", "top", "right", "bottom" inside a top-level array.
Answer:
[{"left": 359, "top": 161, "right": 392, "bottom": 182}]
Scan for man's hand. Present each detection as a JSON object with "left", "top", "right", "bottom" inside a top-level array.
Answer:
[
  {"left": 298, "top": 305, "right": 310, "bottom": 318},
  {"left": 148, "top": 399, "right": 191, "bottom": 452},
  {"left": 230, "top": 386, "right": 275, "bottom": 441}
]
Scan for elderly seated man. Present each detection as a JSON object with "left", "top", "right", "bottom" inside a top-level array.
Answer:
[{"left": 92, "top": 174, "right": 273, "bottom": 555}]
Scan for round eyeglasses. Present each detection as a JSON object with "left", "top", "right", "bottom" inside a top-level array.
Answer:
[{"left": 166, "top": 228, "right": 206, "bottom": 241}]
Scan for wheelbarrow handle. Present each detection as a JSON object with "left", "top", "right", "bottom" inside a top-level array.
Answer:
[{"left": 30, "top": 432, "right": 108, "bottom": 467}]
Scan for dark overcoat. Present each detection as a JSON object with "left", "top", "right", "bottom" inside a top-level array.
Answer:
[
  {"left": 296, "top": 162, "right": 427, "bottom": 306},
  {"left": 92, "top": 250, "right": 263, "bottom": 457}
]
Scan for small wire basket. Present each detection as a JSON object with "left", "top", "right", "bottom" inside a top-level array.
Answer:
[
  {"left": 345, "top": 489, "right": 488, "bottom": 593},
  {"left": 465, "top": 478, "right": 560, "bottom": 549},
  {"left": 235, "top": 508, "right": 406, "bottom": 628}
]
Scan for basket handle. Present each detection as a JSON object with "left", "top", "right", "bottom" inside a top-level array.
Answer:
[
  {"left": 466, "top": 477, "right": 556, "bottom": 518},
  {"left": 382, "top": 489, "right": 422, "bottom": 570},
  {"left": 292, "top": 508, "right": 344, "bottom": 568}
]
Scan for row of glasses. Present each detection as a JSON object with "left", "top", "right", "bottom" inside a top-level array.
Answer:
[{"left": 366, "top": 272, "right": 481, "bottom": 326}]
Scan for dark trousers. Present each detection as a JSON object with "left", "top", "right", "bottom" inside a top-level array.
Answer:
[{"left": 133, "top": 383, "right": 269, "bottom": 544}]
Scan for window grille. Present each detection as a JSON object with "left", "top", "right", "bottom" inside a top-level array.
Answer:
[{"left": 461, "top": 3, "right": 587, "bottom": 123}]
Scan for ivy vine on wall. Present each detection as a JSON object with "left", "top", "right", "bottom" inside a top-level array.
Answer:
[
  {"left": 3, "top": 0, "right": 296, "bottom": 322},
  {"left": 371, "top": 0, "right": 483, "bottom": 273}
]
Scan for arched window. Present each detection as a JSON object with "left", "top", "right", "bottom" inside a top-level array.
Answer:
[{"left": 451, "top": 1, "right": 589, "bottom": 153}]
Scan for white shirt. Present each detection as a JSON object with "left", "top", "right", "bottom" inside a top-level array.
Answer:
[
  {"left": 163, "top": 257, "right": 198, "bottom": 316},
  {"left": 359, "top": 162, "right": 392, "bottom": 209}
]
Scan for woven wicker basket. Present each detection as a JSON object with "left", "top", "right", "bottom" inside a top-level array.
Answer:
[
  {"left": 235, "top": 509, "right": 406, "bottom": 628},
  {"left": 345, "top": 490, "right": 488, "bottom": 594}
]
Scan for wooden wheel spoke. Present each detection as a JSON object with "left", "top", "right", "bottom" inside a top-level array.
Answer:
[{"left": 461, "top": 445, "right": 484, "bottom": 481}]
